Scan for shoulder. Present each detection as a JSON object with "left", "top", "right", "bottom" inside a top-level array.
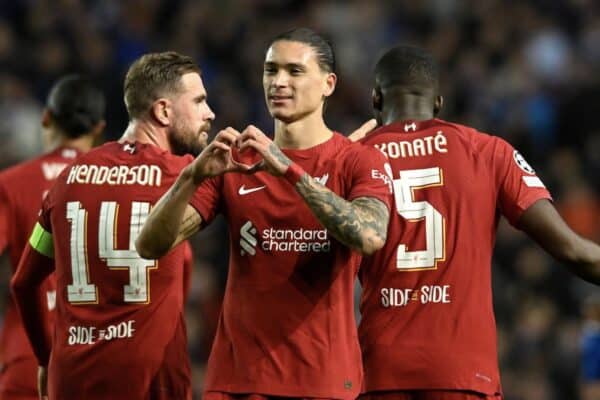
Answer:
[{"left": 0, "top": 152, "right": 52, "bottom": 187}]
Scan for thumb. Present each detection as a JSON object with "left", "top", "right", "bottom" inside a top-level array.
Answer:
[{"left": 348, "top": 119, "right": 378, "bottom": 142}]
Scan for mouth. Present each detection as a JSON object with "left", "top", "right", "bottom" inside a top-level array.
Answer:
[{"left": 268, "top": 95, "right": 293, "bottom": 105}]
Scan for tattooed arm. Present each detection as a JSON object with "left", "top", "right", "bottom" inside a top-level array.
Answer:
[
  {"left": 136, "top": 128, "right": 250, "bottom": 259},
  {"left": 239, "top": 125, "right": 390, "bottom": 255},
  {"left": 295, "top": 174, "right": 389, "bottom": 254}
]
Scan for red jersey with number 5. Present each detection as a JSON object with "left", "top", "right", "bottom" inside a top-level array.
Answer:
[
  {"left": 21, "top": 141, "right": 192, "bottom": 399},
  {"left": 358, "top": 119, "right": 551, "bottom": 395}
]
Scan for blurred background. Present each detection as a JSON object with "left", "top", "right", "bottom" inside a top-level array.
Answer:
[{"left": 0, "top": 0, "right": 599, "bottom": 399}]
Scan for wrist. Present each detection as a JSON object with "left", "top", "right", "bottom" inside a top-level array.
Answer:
[
  {"left": 283, "top": 163, "right": 305, "bottom": 186},
  {"left": 183, "top": 165, "right": 205, "bottom": 186}
]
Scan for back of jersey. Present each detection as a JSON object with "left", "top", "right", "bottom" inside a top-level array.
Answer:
[
  {"left": 358, "top": 118, "right": 551, "bottom": 395},
  {"left": 40, "top": 141, "right": 191, "bottom": 389}
]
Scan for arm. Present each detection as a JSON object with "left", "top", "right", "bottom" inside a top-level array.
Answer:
[
  {"left": 294, "top": 173, "right": 389, "bottom": 254},
  {"left": 136, "top": 128, "right": 251, "bottom": 259},
  {"left": 11, "top": 237, "right": 54, "bottom": 367},
  {"left": 240, "top": 126, "right": 390, "bottom": 255},
  {"left": 136, "top": 168, "right": 202, "bottom": 259},
  {"left": 518, "top": 199, "right": 600, "bottom": 284}
]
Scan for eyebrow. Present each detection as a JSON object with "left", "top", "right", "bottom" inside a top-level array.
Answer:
[
  {"left": 264, "top": 62, "right": 306, "bottom": 69},
  {"left": 194, "top": 94, "right": 207, "bottom": 102}
]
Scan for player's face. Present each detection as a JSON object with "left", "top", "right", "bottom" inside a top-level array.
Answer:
[
  {"left": 263, "top": 41, "right": 336, "bottom": 123},
  {"left": 168, "top": 72, "right": 214, "bottom": 156}
]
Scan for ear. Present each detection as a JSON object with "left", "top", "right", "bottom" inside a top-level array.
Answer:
[
  {"left": 434, "top": 95, "right": 443, "bottom": 116},
  {"left": 323, "top": 72, "right": 337, "bottom": 97},
  {"left": 372, "top": 88, "right": 383, "bottom": 111},
  {"left": 41, "top": 108, "right": 52, "bottom": 128},
  {"left": 151, "top": 99, "right": 171, "bottom": 126}
]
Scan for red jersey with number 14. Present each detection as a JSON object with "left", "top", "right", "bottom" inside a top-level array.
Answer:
[
  {"left": 358, "top": 119, "right": 551, "bottom": 395},
  {"left": 26, "top": 141, "right": 192, "bottom": 399}
]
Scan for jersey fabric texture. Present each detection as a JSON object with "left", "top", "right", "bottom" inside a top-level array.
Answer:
[
  {"left": 18, "top": 142, "right": 193, "bottom": 400},
  {"left": 0, "top": 146, "right": 79, "bottom": 398},
  {"left": 191, "top": 133, "right": 392, "bottom": 399},
  {"left": 358, "top": 119, "right": 551, "bottom": 396}
]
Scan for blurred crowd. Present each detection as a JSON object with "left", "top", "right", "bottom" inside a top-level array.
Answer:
[{"left": 0, "top": 0, "right": 599, "bottom": 399}]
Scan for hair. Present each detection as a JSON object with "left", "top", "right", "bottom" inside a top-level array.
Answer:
[
  {"left": 269, "top": 28, "right": 336, "bottom": 73},
  {"left": 46, "top": 75, "right": 105, "bottom": 138},
  {"left": 375, "top": 45, "right": 439, "bottom": 90},
  {"left": 124, "top": 51, "right": 201, "bottom": 119}
]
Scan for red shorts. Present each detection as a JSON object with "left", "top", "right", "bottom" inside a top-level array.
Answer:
[
  {"left": 0, "top": 356, "right": 38, "bottom": 400},
  {"left": 204, "top": 392, "right": 336, "bottom": 400},
  {"left": 359, "top": 391, "right": 502, "bottom": 400}
]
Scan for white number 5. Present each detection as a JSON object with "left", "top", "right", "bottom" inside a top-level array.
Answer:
[{"left": 391, "top": 167, "right": 446, "bottom": 270}]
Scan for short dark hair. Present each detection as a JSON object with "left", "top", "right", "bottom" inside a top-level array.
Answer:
[
  {"left": 124, "top": 51, "right": 201, "bottom": 119},
  {"left": 46, "top": 75, "right": 105, "bottom": 138},
  {"left": 375, "top": 45, "right": 439, "bottom": 90},
  {"left": 269, "top": 28, "right": 336, "bottom": 73}
]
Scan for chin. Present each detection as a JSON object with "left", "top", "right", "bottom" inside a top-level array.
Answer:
[{"left": 270, "top": 110, "right": 299, "bottom": 124}]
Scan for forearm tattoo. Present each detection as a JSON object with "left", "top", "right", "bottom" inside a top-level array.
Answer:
[
  {"left": 268, "top": 143, "right": 292, "bottom": 168},
  {"left": 295, "top": 174, "right": 389, "bottom": 252}
]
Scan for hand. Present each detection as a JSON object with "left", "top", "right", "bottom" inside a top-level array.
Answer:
[
  {"left": 38, "top": 366, "right": 48, "bottom": 400},
  {"left": 238, "top": 125, "right": 292, "bottom": 176},
  {"left": 348, "top": 119, "right": 378, "bottom": 142},
  {"left": 188, "top": 128, "right": 256, "bottom": 183}
]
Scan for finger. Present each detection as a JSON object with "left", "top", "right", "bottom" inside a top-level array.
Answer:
[
  {"left": 214, "top": 129, "right": 239, "bottom": 146},
  {"left": 239, "top": 125, "right": 267, "bottom": 145},
  {"left": 209, "top": 141, "right": 231, "bottom": 153},
  {"left": 348, "top": 118, "right": 378, "bottom": 142},
  {"left": 246, "top": 159, "right": 266, "bottom": 174},
  {"left": 238, "top": 138, "right": 264, "bottom": 154}
]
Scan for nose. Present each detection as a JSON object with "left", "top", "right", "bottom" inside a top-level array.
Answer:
[
  {"left": 205, "top": 104, "right": 215, "bottom": 121},
  {"left": 272, "top": 70, "right": 289, "bottom": 88}
]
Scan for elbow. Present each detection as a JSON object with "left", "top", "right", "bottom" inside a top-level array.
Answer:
[
  {"left": 10, "top": 274, "right": 28, "bottom": 296},
  {"left": 135, "top": 236, "right": 165, "bottom": 260},
  {"left": 359, "top": 235, "right": 386, "bottom": 256}
]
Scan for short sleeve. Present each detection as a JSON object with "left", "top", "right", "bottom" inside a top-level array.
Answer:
[
  {"left": 189, "top": 176, "right": 223, "bottom": 226},
  {"left": 494, "top": 138, "right": 552, "bottom": 225},
  {"left": 344, "top": 143, "right": 393, "bottom": 210}
]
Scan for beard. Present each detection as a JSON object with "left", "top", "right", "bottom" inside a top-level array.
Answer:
[{"left": 169, "top": 121, "right": 210, "bottom": 157}]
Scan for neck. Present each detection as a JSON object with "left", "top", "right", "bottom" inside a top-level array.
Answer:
[
  {"left": 273, "top": 108, "right": 332, "bottom": 150},
  {"left": 46, "top": 133, "right": 96, "bottom": 153},
  {"left": 382, "top": 109, "right": 434, "bottom": 125},
  {"left": 119, "top": 119, "right": 171, "bottom": 151}
]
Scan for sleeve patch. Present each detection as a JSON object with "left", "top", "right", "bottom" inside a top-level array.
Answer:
[
  {"left": 513, "top": 150, "right": 535, "bottom": 174},
  {"left": 29, "top": 222, "right": 54, "bottom": 258},
  {"left": 522, "top": 176, "right": 546, "bottom": 188}
]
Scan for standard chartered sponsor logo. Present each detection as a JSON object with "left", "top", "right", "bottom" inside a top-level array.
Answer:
[
  {"left": 240, "top": 221, "right": 258, "bottom": 256},
  {"left": 239, "top": 220, "right": 331, "bottom": 256}
]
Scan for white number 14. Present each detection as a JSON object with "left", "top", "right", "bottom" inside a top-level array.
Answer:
[{"left": 66, "top": 201, "right": 156, "bottom": 304}]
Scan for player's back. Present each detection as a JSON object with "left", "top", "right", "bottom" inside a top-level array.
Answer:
[
  {"left": 42, "top": 141, "right": 192, "bottom": 397},
  {"left": 358, "top": 118, "right": 550, "bottom": 395},
  {"left": 0, "top": 146, "right": 79, "bottom": 395}
]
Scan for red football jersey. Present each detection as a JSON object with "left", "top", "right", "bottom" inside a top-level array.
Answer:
[
  {"left": 23, "top": 142, "right": 192, "bottom": 398},
  {"left": 0, "top": 146, "right": 79, "bottom": 394},
  {"left": 358, "top": 119, "right": 552, "bottom": 395},
  {"left": 190, "top": 133, "right": 392, "bottom": 399}
]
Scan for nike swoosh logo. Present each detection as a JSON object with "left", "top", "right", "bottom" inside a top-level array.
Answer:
[{"left": 238, "top": 185, "right": 266, "bottom": 195}]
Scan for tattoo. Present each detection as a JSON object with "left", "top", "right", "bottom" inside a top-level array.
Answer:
[
  {"left": 179, "top": 211, "right": 201, "bottom": 240},
  {"left": 268, "top": 143, "right": 292, "bottom": 167},
  {"left": 295, "top": 175, "right": 389, "bottom": 253}
]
